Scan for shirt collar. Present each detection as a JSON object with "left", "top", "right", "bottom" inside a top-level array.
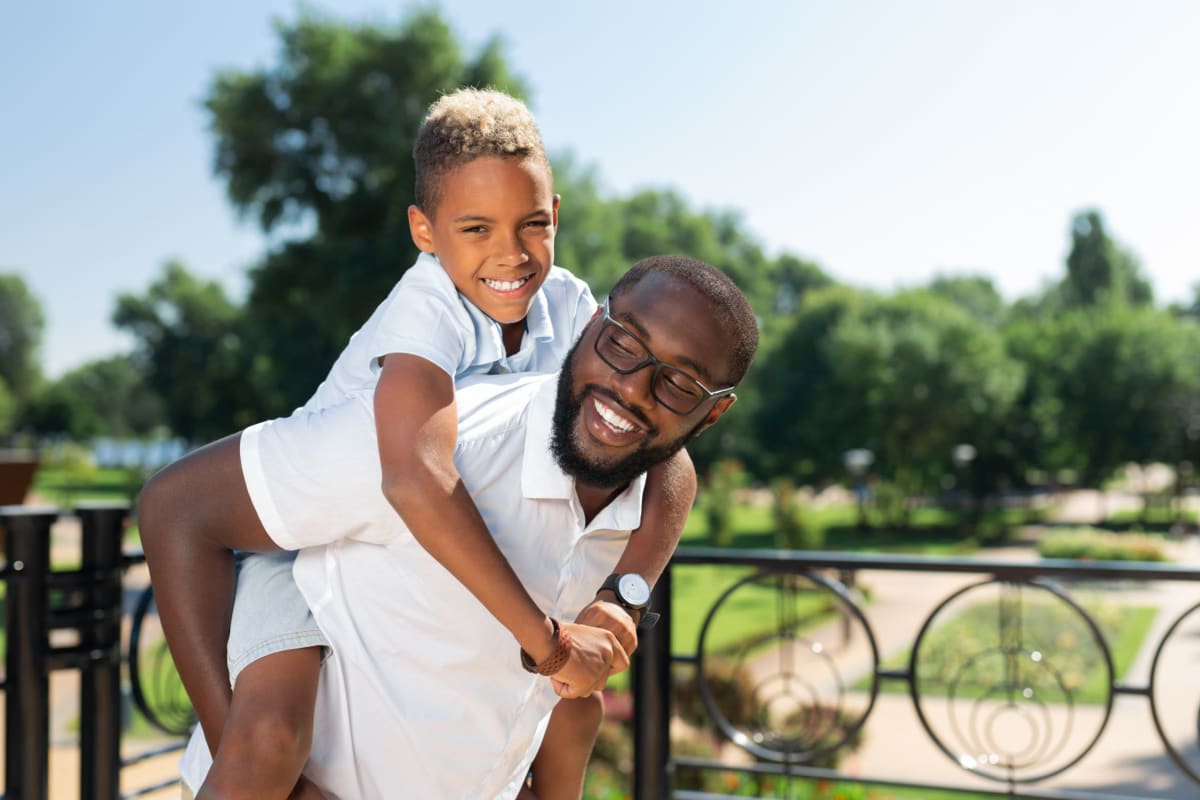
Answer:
[{"left": 521, "top": 378, "right": 646, "bottom": 531}]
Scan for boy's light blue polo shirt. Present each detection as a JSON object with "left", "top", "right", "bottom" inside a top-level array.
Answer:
[{"left": 298, "top": 253, "right": 597, "bottom": 414}]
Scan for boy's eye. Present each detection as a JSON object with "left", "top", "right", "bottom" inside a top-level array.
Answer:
[
  {"left": 461, "top": 225, "right": 487, "bottom": 234},
  {"left": 524, "top": 220, "right": 550, "bottom": 230}
]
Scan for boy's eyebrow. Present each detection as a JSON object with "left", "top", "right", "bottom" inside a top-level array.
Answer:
[
  {"left": 617, "top": 312, "right": 714, "bottom": 383},
  {"left": 451, "top": 208, "right": 552, "bottom": 224}
]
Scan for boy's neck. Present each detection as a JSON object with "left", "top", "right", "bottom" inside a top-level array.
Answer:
[{"left": 501, "top": 321, "right": 525, "bottom": 357}]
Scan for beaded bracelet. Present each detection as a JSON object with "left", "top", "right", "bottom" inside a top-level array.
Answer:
[{"left": 519, "top": 618, "right": 573, "bottom": 676}]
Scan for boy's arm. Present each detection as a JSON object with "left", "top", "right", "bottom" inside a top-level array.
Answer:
[
  {"left": 138, "top": 433, "right": 283, "bottom": 753},
  {"left": 375, "top": 355, "right": 625, "bottom": 696},
  {"left": 578, "top": 447, "right": 697, "bottom": 657}
]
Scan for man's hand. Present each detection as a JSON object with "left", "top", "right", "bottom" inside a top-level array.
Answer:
[
  {"left": 548, "top": 621, "right": 629, "bottom": 699},
  {"left": 573, "top": 599, "right": 638, "bottom": 665},
  {"left": 287, "top": 775, "right": 327, "bottom": 799}
]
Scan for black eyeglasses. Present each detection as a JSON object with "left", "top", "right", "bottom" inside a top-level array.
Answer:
[{"left": 593, "top": 298, "right": 736, "bottom": 415}]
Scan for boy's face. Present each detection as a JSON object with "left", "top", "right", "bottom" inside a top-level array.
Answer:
[
  {"left": 408, "top": 155, "right": 558, "bottom": 326},
  {"left": 551, "top": 272, "right": 737, "bottom": 488}
]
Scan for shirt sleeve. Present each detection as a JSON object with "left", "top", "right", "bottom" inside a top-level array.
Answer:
[
  {"left": 240, "top": 394, "right": 404, "bottom": 550},
  {"left": 366, "top": 282, "right": 473, "bottom": 379}
]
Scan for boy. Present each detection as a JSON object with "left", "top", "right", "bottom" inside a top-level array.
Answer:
[{"left": 143, "top": 89, "right": 695, "bottom": 799}]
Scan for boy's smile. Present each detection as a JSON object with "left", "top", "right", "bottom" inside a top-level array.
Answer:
[{"left": 408, "top": 155, "right": 558, "bottom": 342}]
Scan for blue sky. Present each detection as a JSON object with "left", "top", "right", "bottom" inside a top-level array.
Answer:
[{"left": 3, "top": 1, "right": 1198, "bottom": 377}]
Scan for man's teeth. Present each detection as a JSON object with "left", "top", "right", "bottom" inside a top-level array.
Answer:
[
  {"left": 594, "top": 398, "right": 637, "bottom": 433},
  {"left": 484, "top": 276, "right": 529, "bottom": 292}
]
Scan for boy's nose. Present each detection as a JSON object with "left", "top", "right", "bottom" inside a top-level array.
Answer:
[{"left": 493, "top": 231, "right": 529, "bottom": 267}]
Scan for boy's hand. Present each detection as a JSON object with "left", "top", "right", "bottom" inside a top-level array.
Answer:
[
  {"left": 548, "top": 621, "right": 628, "bottom": 699},
  {"left": 573, "top": 600, "right": 638, "bottom": 663}
]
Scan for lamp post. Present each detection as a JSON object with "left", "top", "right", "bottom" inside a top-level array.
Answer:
[
  {"left": 952, "top": 443, "right": 976, "bottom": 531},
  {"left": 843, "top": 448, "right": 874, "bottom": 530}
]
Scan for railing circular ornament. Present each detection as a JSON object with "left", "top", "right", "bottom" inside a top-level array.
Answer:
[
  {"left": 909, "top": 578, "right": 1114, "bottom": 783},
  {"left": 1148, "top": 599, "right": 1200, "bottom": 783},
  {"left": 695, "top": 568, "right": 879, "bottom": 763},
  {"left": 128, "top": 584, "right": 196, "bottom": 736}
]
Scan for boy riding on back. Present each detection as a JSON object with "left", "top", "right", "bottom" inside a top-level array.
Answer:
[{"left": 143, "top": 88, "right": 695, "bottom": 800}]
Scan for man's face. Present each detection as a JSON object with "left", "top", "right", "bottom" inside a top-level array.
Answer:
[
  {"left": 551, "top": 274, "right": 737, "bottom": 487},
  {"left": 407, "top": 155, "right": 558, "bottom": 327}
]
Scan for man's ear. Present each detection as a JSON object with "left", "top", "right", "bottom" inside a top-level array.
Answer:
[
  {"left": 696, "top": 394, "right": 736, "bottom": 435},
  {"left": 408, "top": 205, "right": 435, "bottom": 253}
]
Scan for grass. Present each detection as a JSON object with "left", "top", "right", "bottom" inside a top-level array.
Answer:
[
  {"left": 32, "top": 465, "right": 144, "bottom": 507},
  {"left": 680, "top": 501, "right": 998, "bottom": 555}
]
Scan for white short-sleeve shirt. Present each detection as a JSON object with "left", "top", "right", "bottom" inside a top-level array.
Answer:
[
  {"left": 204, "top": 373, "right": 645, "bottom": 799},
  {"left": 299, "top": 253, "right": 597, "bottom": 413}
]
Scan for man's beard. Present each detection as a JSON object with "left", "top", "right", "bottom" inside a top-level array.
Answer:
[{"left": 550, "top": 343, "right": 702, "bottom": 488}]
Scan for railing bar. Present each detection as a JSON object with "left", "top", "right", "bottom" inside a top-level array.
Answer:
[
  {"left": 1112, "top": 683, "right": 1152, "bottom": 697},
  {"left": 876, "top": 668, "right": 909, "bottom": 681},
  {"left": 671, "top": 757, "right": 1158, "bottom": 799},
  {"left": 120, "top": 775, "right": 181, "bottom": 799},
  {"left": 120, "top": 740, "right": 187, "bottom": 768},
  {"left": 672, "top": 547, "right": 1200, "bottom": 581}
]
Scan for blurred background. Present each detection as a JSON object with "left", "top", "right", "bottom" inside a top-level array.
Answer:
[{"left": 1, "top": 0, "right": 1199, "bottom": 534}]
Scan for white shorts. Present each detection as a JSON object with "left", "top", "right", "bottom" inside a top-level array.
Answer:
[{"left": 227, "top": 550, "right": 328, "bottom": 684}]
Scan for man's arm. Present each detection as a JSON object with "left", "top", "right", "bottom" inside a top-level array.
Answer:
[
  {"left": 375, "top": 354, "right": 624, "bottom": 696},
  {"left": 138, "top": 433, "right": 282, "bottom": 753},
  {"left": 576, "top": 448, "right": 696, "bottom": 660}
]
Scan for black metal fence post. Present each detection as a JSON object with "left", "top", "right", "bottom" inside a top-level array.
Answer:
[
  {"left": 77, "top": 504, "right": 128, "bottom": 800},
  {"left": 2, "top": 508, "right": 56, "bottom": 800},
  {"left": 633, "top": 564, "right": 672, "bottom": 800}
]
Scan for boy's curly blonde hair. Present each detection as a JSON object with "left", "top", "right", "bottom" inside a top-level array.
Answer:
[{"left": 413, "top": 88, "right": 550, "bottom": 213}]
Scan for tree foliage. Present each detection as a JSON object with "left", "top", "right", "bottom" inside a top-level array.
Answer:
[
  {"left": 207, "top": 9, "right": 530, "bottom": 414},
  {"left": 1061, "top": 209, "right": 1153, "bottom": 309},
  {"left": 26, "top": 356, "right": 166, "bottom": 440},
  {"left": 0, "top": 273, "right": 45, "bottom": 408},
  {"left": 112, "top": 261, "right": 259, "bottom": 443}
]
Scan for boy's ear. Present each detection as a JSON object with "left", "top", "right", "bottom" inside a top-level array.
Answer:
[
  {"left": 408, "top": 205, "right": 435, "bottom": 253},
  {"left": 552, "top": 193, "right": 561, "bottom": 228}
]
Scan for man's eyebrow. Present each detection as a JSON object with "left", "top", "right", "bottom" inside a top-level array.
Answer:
[{"left": 618, "top": 312, "right": 715, "bottom": 384}]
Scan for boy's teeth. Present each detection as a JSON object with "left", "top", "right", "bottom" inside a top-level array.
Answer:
[
  {"left": 594, "top": 398, "right": 637, "bottom": 433},
  {"left": 484, "top": 276, "right": 529, "bottom": 292}
]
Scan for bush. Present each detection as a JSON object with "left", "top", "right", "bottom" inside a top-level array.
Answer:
[
  {"left": 1037, "top": 528, "right": 1169, "bottom": 562},
  {"left": 704, "top": 460, "right": 747, "bottom": 547},
  {"left": 772, "top": 479, "right": 825, "bottom": 550}
]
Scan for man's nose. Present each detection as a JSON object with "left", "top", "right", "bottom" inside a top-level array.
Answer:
[{"left": 611, "top": 362, "right": 656, "bottom": 412}]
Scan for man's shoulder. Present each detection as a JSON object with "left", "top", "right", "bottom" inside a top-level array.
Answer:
[{"left": 455, "top": 372, "right": 555, "bottom": 446}]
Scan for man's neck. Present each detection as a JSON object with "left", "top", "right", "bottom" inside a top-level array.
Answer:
[{"left": 574, "top": 481, "right": 630, "bottom": 525}]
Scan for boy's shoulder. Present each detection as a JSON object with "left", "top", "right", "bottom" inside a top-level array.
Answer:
[{"left": 542, "top": 265, "right": 593, "bottom": 297}]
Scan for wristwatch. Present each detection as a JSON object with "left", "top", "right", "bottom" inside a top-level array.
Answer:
[{"left": 598, "top": 573, "right": 659, "bottom": 629}]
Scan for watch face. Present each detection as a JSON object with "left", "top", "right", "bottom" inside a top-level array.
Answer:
[{"left": 617, "top": 573, "right": 651, "bottom": 607}]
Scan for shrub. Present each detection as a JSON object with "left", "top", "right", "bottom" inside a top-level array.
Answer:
[
  {"left": 1037, "top": 528, "right": 1168, "bottom": 562},
  {"left": 772, "top": 479, "right": 825, "bottom": 550},
  {"left": 704, "top": 460, "right": 747, "bottom": 547}
]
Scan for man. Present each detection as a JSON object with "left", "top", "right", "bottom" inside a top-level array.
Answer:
[{"left": 139, "top": 255, "right": 759, "bottom": 799}]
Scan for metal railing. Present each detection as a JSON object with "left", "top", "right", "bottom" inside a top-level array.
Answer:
[
  {"left": 632, "top": 548, "right": 1200, "bottom": 799},
  {"left": 1, "top": 504, "right": 187, "bottom": 800}
]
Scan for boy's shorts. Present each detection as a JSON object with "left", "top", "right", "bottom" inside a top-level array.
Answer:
[{"left": 227, "top": 550, "right": 329, "bottom": 684}]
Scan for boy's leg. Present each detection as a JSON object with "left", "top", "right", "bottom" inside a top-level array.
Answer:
[
  {"left": 529, "top": 693, "right": 605, "bottom": 800},
  {"left": 198, "top": 646, "right": 322, "bottom": 800}
]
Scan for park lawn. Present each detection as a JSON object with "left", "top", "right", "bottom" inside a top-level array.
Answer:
[
  {"left": 681, "top": 501, "right": 983, "bottom": 555},
  {"left": 33, "top": 466, "right": 143, "bottom": 507},
  {"left": 867, "top": 602, "right": 1157, "bottom": 705}
]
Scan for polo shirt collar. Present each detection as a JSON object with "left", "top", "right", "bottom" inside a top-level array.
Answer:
[
  {"left": 460, "top": 283, "right": 555, "bottom": 369},
  {"left": 521, "top": 378, "right": 646, "bottom": 532}
]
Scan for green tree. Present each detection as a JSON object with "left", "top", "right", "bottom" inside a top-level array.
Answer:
[
  {"left": 0, "top": 377, "right": 16, "bottom": 438},
  {"left": 113, "top": 261, "right": 258, "bottom": 443},
  {"left": 1062, "top": 209, "right": 1153, "bottom": 308},
  {"left": 926, "top": 274, "right": 1006, "bottom": 328},
  {"left": 0, "top": 273, "right": 45, "bottom": 408},
  {"left": 26, "top": 356, "right": 166, "bottom": 440},
  {"left": 1012, "top": 306, "right": 1200, "bottom": 487},
  {"left": 207, "top": 9, "right": 530, "bottom": 413},
  {"left": 756, "top": 287, "right": 1024, "bottom": 496}
]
